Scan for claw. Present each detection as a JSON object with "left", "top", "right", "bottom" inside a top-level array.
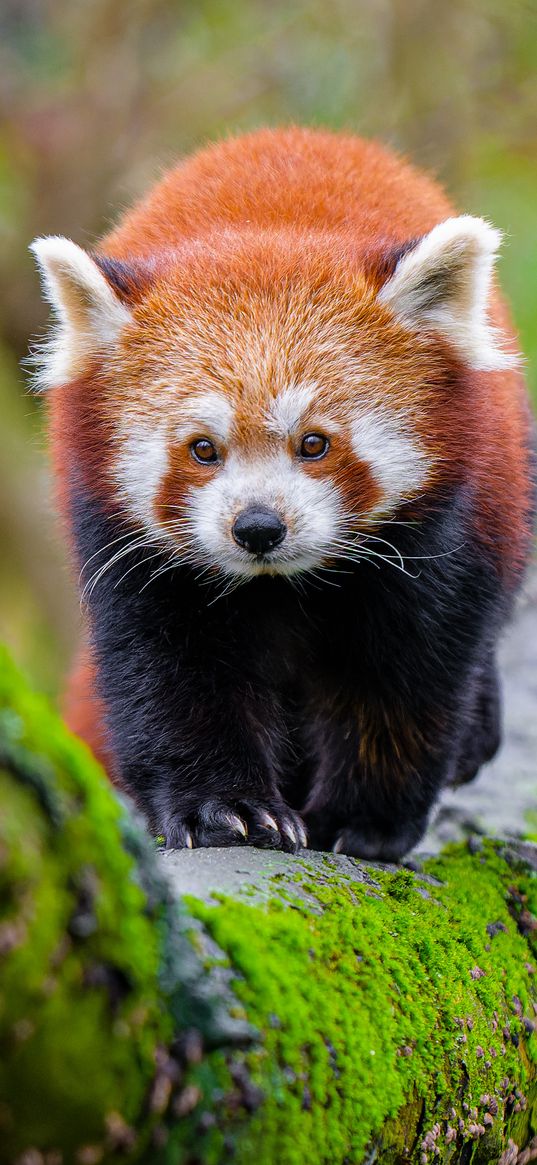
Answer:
[
  {"left": 333, "top": 835, "right": 344, "bottom": 854},
  {"left": 282, "top": 821, "right": 298, "bottom": 846},
  {"left": 224, "top": 812, "right": 248, "bottom": 838},
  {"left": 258, "top": 811, "right": 279, "bottom": 832},
  {"left": 297, "top": 822, "right": 308, "bottom": 848},
  {"left": 184, "top": 831, "right": 193, "bottom": 849}
]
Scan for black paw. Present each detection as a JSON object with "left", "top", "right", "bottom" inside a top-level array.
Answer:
[
  {"left": 162, "top": 797, "right": 307, "bottom": 854},
  {"left": 332, "top": 817, "right": 427, "bottom": 863}
]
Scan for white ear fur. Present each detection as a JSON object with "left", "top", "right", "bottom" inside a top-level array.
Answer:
[
  {"left": 377, "top": 216, "right": 517, "bottom": 371},
  {"left": 29, "top": 236, "right": 132, "bottom": 390}
]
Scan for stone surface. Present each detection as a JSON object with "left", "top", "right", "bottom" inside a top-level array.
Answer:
[
  {"left": 160, "top": 842, "right": 295, "bottom": 902},
  {"left": 161, "top": 844, "right": 384, "bottom": 904}
]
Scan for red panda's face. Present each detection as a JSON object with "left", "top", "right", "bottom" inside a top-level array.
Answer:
[
  {"left": 105, "top": 245, "right": 439, "bottom": 580},
  {"left": 31, "top": 219, "right": 514, "bottom": 582}
]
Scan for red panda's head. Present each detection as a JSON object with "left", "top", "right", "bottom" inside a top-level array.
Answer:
[{"left": 31, "top": 219, "right": 516, "bottom": 581}]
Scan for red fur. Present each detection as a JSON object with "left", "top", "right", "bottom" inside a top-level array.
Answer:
[{"left": 61, "top": 648, "right": 114, "bottom": 773}]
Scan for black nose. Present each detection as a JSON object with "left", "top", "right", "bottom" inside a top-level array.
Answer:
[{"left": 232, "top": 506, "right": 287, "bottom": 555}]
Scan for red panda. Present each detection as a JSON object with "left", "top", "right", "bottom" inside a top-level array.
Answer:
[{"left": 31, "top": 127, "right": 535, "bottom": 860}]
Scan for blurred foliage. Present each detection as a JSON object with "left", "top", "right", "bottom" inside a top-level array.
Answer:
[{"left": 0, "top": 0, "right": 536, "bottom": 692}]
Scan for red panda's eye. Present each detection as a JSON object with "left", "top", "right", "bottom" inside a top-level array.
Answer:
[
  {"left": 300, "top": 433, "right": 329, "bottom": 460},
  {"left": 191, "top": 438, "right": 219, "bottom": 464}
]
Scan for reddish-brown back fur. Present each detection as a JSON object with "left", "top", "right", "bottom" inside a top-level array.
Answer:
[{"left": 103, "top": 127, "right": 455, "bottom": 254}]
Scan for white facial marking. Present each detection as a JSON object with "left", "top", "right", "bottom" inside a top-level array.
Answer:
[
  {"left": 111, "top": 398, "right": 431, "bottom": 581},
  {"left": 267, "top": 383, "right": 316, "bottom": 437},
  {"left": 114, "top": 423, "right": 169, "bottom": 526},
  {"left": 378, "top": 215, "right": 518, "bottom": 371},
  {"left": 351, "top": 408, "right": 429, "bottom": 511},
  {"left": 174, "top": 391, "right": 234, "bottom": 444},
  {"left": 186, "top": 450, "right": 344, "bottom": 578},
  {"left": 30, "top": 236, "right": 131, "bottom": 390}
]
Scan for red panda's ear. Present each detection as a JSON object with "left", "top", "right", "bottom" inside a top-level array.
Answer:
[
  {"left": 29, "top": 237, "right": 134, "bottom": 390},
  {"left": 377, "top": 216, "right": 518, "bottom": 371}
]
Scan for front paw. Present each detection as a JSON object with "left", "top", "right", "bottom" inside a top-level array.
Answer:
[
  {"left": 332, "top": 816, "right": 427, "bottom": 863},
  {"left": 161, "top": 796, "right": 308, "bottom": 854}
]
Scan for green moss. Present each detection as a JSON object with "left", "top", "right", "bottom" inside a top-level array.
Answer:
[
  {"left": 175, "top": 843, "right": 537, "bottom": 1164},
  {"left": 0, "top": 647, "right": 176, "bottom": 1162},
  {"left": 0, "top": 648, "right": 245, "bottom": 1165}
]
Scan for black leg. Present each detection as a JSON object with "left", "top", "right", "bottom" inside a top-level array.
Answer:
[
  {"left": 105, "top": 663, "right": 308, "bottom": 852},
  {"left": 303, "top": 701, "right": 451, "bottom": 862},
  {"left": 452, "top": 658, "right": 502, "bottom": 785},
  {"left": 303, "top": 656, "right": 504, "bottom": 862}
]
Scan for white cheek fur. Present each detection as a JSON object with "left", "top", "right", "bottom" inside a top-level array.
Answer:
[
  {"left": 351, "top": 407, "right": 430, "bottom": 512},
  {"left": 114, "top": 423, "right": 169, "bottom": 527}
]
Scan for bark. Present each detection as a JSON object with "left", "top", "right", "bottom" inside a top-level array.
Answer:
[{"left": 1, "top": 645, "right": 537, "bottom": 1165}]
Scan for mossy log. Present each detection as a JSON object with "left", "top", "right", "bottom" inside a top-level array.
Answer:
[{"left": 1, "top": 646, "right": 537, "bottom": 1165}]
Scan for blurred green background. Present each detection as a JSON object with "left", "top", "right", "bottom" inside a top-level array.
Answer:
[{"left": 1, "top": 0, "right": 536, "bottom": 696}]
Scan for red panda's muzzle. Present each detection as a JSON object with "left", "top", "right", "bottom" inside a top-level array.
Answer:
[{"left": 232, "top": 506, "right": 287, "bottom": 555}]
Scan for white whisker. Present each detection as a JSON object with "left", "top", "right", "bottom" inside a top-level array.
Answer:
[
  {"left": 81, "top": 535, "right": 160, "bottom": 601},
  {"left": 114, "top": 550, "right": 168, "bottom": 591},
  {"left": 79, "top": 527, "right": 140, "bottom": 582}
]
